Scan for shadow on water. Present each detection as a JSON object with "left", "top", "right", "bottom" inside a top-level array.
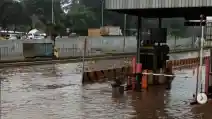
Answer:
[{"left": 1, "top": 62, "right": 212, "bottom": 119}]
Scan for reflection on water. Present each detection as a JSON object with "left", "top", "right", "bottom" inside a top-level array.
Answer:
[{"left": 1, "top": 63, "right": 211, "bottom": 119}]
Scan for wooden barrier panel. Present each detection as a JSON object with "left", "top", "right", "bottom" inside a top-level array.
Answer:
[
  {"left": 166, "top": 61, "right": 172, "bottom": 67},
  {"left": 167, "top": 56, "right": 209, "bottom": 68},
  {"left": 102, "top": 69, "right": 110, "bottom": 79},
  {"left": 205, "top": 57, "right": 210, "bottom": 94},
  {"left": 182, "top": 59, "right": 185, "bottom": 65},
  {"left": 83, "top": 56, "right": 210, "bottom": 84},
  {"left": 115, "top": 68, "right": 122, "bottom": 76},
  {"left": 88, "top": 71, "right": 97, "bottom": 81},
  {"left": 121, "top": 67, "right": 126, "bottom": 75},
  {"left": 82, "top": 72, "right": 89, "bottom": 83},
  {"left": 172, "top": 60, "right": 176, "bottom": 67},
  {"left": 96, "top": 70, "right": 105, "bottom": 80},
  {"left": 112, "top": 69, "right": 117, "bottom": 78},
  {"left": 122, "top": 67, "right": 130, "bottom": 75},
  {"left": 178, "top": 60, "right": 182, "bottom": 66},
  {"left": 186, "top": 59, "right": 189, "bottom": 65},
  {"left": 106, "top": 69, "right": 114, "bottom": 80}
]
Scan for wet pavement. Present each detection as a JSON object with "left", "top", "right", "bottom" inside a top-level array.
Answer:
[{"left": 1, "top": 62, "right": 211, "bottom": 119}]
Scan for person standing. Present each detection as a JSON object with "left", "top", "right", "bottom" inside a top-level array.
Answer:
[{"left": 164, "top": 64, "right": 174, "bottom": 90}]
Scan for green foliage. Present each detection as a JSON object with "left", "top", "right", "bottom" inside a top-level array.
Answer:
[
  {"left": 67, "top": 4, "right": 96, "bottom": 31},
  {"left": 0, "top": 0, "right": 187, "bottom": 36}
]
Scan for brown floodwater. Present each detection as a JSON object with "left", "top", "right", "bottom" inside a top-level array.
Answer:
[{"left": 0, "top": 62, "right": 211, "bottom": 119}]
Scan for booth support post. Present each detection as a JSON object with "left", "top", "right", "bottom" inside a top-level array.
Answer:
[
  {"left": 209, "top": 49, "right": 212, "bottom": 89},
  {"left": 136, "top": 16, "right": 142, "bottom": 91}
]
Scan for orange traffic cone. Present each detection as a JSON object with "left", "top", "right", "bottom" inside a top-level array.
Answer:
[{"left": 142, "top": 70, "right": 148, "bottom": 89}]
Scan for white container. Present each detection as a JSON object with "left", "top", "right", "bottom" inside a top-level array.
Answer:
[{"left": 101, "top": 26, "right": 122, "bottom": 36}]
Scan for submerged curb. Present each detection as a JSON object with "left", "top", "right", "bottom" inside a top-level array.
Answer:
[
  {"left": 0, "top": 47, "right": 210, "bottom": 68},
  {"left": 0, "top": 53, "right": 135, "bottom": 68}
]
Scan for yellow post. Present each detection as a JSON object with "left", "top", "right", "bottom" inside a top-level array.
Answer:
[{"left": 53, "top": 46, "right": 58, "bottom": 58}]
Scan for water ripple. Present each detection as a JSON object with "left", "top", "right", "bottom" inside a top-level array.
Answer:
[{"left": 1, "top": 59, "right": 211, "bottom": 119}]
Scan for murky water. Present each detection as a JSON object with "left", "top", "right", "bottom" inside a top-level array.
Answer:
[{"left": 1, "top": 63, "right": 211, "bottom": 119}]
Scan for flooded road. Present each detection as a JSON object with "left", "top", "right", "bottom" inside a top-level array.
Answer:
[{"left": 1, "top": 63, "right": 211, "bottom": 119}]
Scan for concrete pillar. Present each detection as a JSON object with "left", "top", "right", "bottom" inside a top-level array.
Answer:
[
  {"left": 158, "top": 68, "right": 166, "bottom": 84},
  {"left": 147, "top": 72, "right": 154, "bottom": 85},
  {"left": 153, "top": 53, "right": 158, "bottom": 84},
  {"left": 147, "top": 69, "right": 167, "bottom": 85},
  {"left": 158, "top": 18, "right": 162, "bottom": 28},
  {"left": 208, "top": 49, "right": 212, "bottom": 95},
  {"left": 152, "top": 18, "right": 162, "bottom": 85},
  {"left": 136, "top": 16, "right": 142, "bottom": 92}
]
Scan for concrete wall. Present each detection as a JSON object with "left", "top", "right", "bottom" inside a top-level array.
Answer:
[
  {"left": 0, "top": 36, "right": 199, "bottom": 61},
  {"left": 54, "top": 36, "right": 196, "bottom": 52},
  {"left": 0, "top": 40, "right": 24, "bottom": 61}
]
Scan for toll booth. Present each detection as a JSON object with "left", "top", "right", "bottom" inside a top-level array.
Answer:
[
  {"left": 137, "top": 28, "right": 169, "bottom": 85},
  {"left": 139, "top": 28, "right": 169, "bottom": 70},
  {"left": 105, "top": 0, "right": 212, "bottom": 91}
]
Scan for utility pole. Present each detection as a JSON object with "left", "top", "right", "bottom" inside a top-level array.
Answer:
[
  {"left": 123, "top": 14, "right": 127, "bottom": 52},
  {"left": 51, "top": 0, "right": 56, "bottom": 58},
  {"left": 52, "top": 0, "right": 54, "bottom": 24},
  {"left": 101, "top": 0, "right": 104, "bottom": 27}
]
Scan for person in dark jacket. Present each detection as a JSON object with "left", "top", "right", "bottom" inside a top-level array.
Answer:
[
  {"left": 111, "top": 78, "right": 122, "bottom": 88},
  {"left": 164, "top": 65, "right": 174, "bottom": 90}
]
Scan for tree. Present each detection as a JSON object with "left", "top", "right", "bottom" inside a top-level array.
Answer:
[
  {"left": 0, "top": 0, "right": 30, "bottom": 31},
  {"left": 80, "top": 0, "right": 188, "bottom": 37},
  {"left": 66, "top": 1, "right": 96, "bottom": 34},
  {"left": 22, "top": 0, "right": 65, "bottom": 30},
  {"left": 80, "top": 0, "right": 126, "bottom": 28}
]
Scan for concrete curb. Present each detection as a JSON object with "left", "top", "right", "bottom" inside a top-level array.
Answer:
[
  {"left": 0, "top": 47, "right": 210, "bottom": 68},
  {"left": 0, "top": 53, "right": 135, "bottom": 68}
]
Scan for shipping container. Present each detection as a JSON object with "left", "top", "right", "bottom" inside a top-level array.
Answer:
[
  {"left": 34, "top": 43, "right": 53, "bottom": 57},
  {"left": 23, "top": 43, "right": 53, "bottom": 58},
  {"left": 88, "top": 29, "right": 101, "bottom": 36}
]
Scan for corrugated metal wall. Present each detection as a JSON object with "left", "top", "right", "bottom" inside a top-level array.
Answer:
[{"left": 105, "top": 0, "right": 212, "bottom": 9}]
